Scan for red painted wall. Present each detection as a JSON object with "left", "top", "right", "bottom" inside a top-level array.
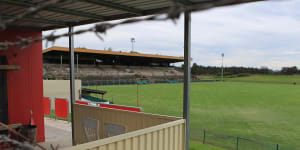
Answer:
[{"left": 0, "top": 29, "right": 44, "bottom": 142}]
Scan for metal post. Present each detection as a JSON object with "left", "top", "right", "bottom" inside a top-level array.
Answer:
[
  {"left": 236, "top": 136, "right": 239, "bottom": 150},
  {"left": 277, "top": 144, "right": 279, "bottom": 150},
  {"left": 183, "top": 11, "right": 191, "bottom": 150},
  {"left": 96, "top": 80, "right": 98, "bottom": 90},
  {"left": 68, "top": 25, "right": 75, "bottom": 146},
  {"left": 131, "top": 38, "right": 135, "bottom": 51},
  {"left": 221, "top": 53, "right": 224, "bottom": 81},
  {"left": 203, "top": 130, "right": 206, "bottom": 144},
  {"left": 132, "top": 41, "right": 134, "bottom": 51},
  {"left": 60, "top": 55, "right": 63, "bottom": 70},
  {"left": 137, "top": 84, "right": 139, "bottom": 106},
  {"left": 76, "top": 54, "right": 79, "bottom": 73}
]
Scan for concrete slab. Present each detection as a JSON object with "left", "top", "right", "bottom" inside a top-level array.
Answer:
[{"left": 40, "top": 118, "right": 72, "bottom": 149}]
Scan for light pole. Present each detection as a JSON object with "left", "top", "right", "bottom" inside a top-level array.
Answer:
[
  {"left": 221, "top": 53, "right": 224, "bottom": 81},
  {"left": 131, "top": 38, "right": 135, "bottom": 51},
  {"left": 76, "top": 54, "right": 79, "bottom": 73},
  {"left": 136, "top": 83, "right": 139, "bottom": 107}
]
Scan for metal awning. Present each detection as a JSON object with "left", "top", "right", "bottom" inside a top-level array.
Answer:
[{"left": 0, "top": 0, "right": 262, "bottom": 31}]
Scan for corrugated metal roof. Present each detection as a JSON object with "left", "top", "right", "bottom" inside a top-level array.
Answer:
[
  {"left": 0, "top": 0, "right": 261, "bottom": 31},
  {"left": 43, "top": 46, "right": 184, "bottom": 61}
]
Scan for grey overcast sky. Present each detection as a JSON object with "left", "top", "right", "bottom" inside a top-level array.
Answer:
[{"left": 43, "top": 0, "right": 300, "bottom": 70}]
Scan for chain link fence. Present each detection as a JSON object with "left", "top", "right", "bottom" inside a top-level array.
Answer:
[
  {"left": 82, "top": 79, "right": 137, "bottom": 86},
  {"left": 192, "top": 130, "right": 286, "bottom": 150}
]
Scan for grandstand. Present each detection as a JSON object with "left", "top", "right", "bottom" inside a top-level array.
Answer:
[{"left": 43, "top": 46, "right": 184, "bottom": 81}]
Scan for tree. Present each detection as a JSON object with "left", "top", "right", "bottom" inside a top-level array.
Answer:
[
  {"left": 189, "top": 63, "right": 275, "bottom": 75},
  {"left": 130, "top": 50, "right": 138, "bottom": 53},
  {"left": 191, "top": 63, "right": 198, "bottom": 75},
  {"left": 281, "top": 66, "right": 298, "bottom": 75}
]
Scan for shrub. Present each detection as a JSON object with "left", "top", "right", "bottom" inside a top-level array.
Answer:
[
  {"left": 216, "top": 72, "right": 233, "bottom": 77},
  {"left": 236, "top": 73, "right": 251, "bottom": 77}
]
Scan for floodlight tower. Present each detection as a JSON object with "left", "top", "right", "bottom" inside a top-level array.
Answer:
[
  {"left": 131, "top": 38, "right": 135, "bottom": 51},
  {"left": 221, "top": 53, "right": 224, "bottom": 81}
]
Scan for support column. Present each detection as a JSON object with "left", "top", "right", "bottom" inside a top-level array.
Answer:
[
  {"left": 77, "top": 54, "right": 79, "bottom": 73},
  {"left": 183, "top": 11, "right": 191, "bottom": 150},
  {"left": 69, "top": 25, "right": 75, "bottom": 146},
  {"left": 60, "top": 55, "right": 63, "bottom": 69}
]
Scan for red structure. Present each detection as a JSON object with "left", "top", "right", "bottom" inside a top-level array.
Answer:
[
  {"left": 55, "top": 98, "right": 69, "bottom": 120},
  {"left": 75, "top": 101, "right": 89, "bottom": 105},
  {"left": 0, "top": 29, "right": 45, "bottom": 142},
  {"left": 43, "top": 97, "right": 51, "bottom": 116},
  {"left": 99, "top": 104, "right": 142, "bottom": 112}
]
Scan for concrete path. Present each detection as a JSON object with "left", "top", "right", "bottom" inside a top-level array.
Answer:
[{"left": 40, "top": 118, "right": 72, "bottom": 149}]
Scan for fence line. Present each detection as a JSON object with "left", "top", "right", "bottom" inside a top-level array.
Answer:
[
  {"left": 82, "top": 79, "right": 218, "bottom": 87},
  {"left": 194, "top": 129, "right": 284, "bottom": 150}
]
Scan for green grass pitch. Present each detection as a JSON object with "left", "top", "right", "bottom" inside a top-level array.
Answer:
[{"left": 86, "top": 75, "right": 300, "bottom": 150}]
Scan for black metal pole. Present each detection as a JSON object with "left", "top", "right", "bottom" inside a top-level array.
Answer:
[
  {"left": 203, "top": 130, "right": 206, "bottom": 144},
  {"left": 183, "top": 11, "right": 191, "bottom": 150},
  {"left": 277, "top": 144, "right": 279, "bottom": 150},
  {"left": 236, "top": 136, "right": 239, "bottom": 150},
  {"left": 69, "top": 25, "right": 75, "bottom": 146},
  {"left": 76, "top": 54, "right": 79, "bottom": 73},
  {"left": 60, "top": 55, "right": 63, "bottom": 69}
]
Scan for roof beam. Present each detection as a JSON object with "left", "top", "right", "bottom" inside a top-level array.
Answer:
[
  {"left": 83, "top": 0, "right": 143, "bottom": 15},
  {"left": 6, "top": 24, "right": 44, "bottom": 31},
  {"left": 42, "top": 6, "right": 174, "bottom": 31},
  {"left": 1, "top": 14, "right": 68, "bottom": 26},
  {"left": 0, "top": 0, "right": 104, "bottom": 21},
  {"left": 172, "top": 0, "right": 194, "bottom": 5}
]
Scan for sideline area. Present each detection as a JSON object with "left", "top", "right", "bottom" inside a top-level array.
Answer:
[
  {"left": 40, "top": 118, "right": 72, "bottom": 149},
  {"left": 40, "top": 117, "right": 221, "bottom": 150}
]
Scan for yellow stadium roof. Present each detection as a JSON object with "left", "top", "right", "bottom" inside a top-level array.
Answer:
[{"left": 43, "top": 46, "right": 184, "bottom": 61}]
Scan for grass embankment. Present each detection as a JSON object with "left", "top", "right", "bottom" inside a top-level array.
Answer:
[{"left": 225, "top": 75, "right": 300, "bottom": 84}]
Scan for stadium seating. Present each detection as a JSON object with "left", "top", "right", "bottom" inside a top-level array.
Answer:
[{"left": 43, "top": 64, "right": 183, "bottom": 81}]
